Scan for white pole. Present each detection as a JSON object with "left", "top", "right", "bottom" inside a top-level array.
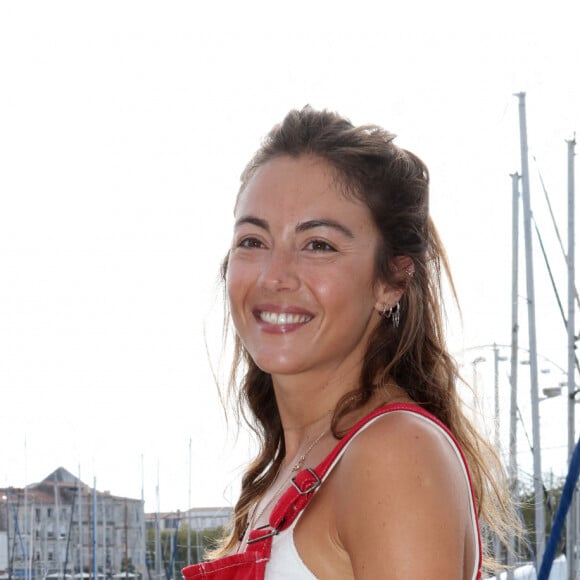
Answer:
[
  {"left": 515, "top": 91, "right": 545, "bottom": 567},
  {"left": 187, "top": 439, "right": 192, "bottom": 566},
  {"left": 507, "top": 172, "right": 520, "bottom": 580},
  {"left": 23, "top": 439, "right": 29, "bottom": 580},
  {"left": 54, "top": 479, "right": 63, "bottom": 579},
  {"left": 493, "top": 343, "right": 504, "bottom": 563},
  {"left": 27, "top": 503, "right": 33, "bottom": 580},
  {"left": 493, "top": 344, "right": 502, "bottom": 454},
  {"left": 141, "top": 455, "right": 146, "bottom": 580},
  {"left": 565, "top": 135, "right": 576, "bottom": 580},
  {"left": 101, "top": 492, "right": 106, "bottom": 580},
  {"left": 155, "top": 464, "right": 161, "bottom": 580},
  {"left": 78, "top": 466, "right": 84, "bottom": 578},
  {"left": 92, "top": 478, "right": 97, "bottom": 580}
]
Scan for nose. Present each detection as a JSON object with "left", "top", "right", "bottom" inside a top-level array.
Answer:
[{"left": 258, "top": 246, "right": 300, "bottom": 292}]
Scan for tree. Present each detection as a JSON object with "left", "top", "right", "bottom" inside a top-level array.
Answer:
[
  {"left": 518, "top": 477, "right": 565, "bottom": 560},
  {"left": 146, "top": 524, "right": 226, "bottom": 577},
  {"left": 120, "top": 557, "right": 135, "bottom": 574}
]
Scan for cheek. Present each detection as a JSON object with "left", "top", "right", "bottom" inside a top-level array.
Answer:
[
  {"left": 226, "top": 262, "right": 246, "bottom": 310},
  {"left": 226, "top": 259, "right": 259, "bottom": 323},
  {"left": 309, "top": 276, "right": 333, "bottom": 302},
  {"left": 313, "top": 272, "right": 375, "bottom": 317},
  {"left": 321, "top": 263, "right": 373, "bottom": 295}
]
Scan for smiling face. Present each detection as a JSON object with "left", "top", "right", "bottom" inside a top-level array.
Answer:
[{"left": 227, "top": 155, "right": 399, "bottom": 385}]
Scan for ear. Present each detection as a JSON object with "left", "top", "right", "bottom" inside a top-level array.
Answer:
[
  {"left": 392, "top": 255, "right": 415, "bottom": 277},
  {"left": 373, "top": 255, "right": 415, "bottom": 314},
  {"left": 373, "top": 283, "right": 404, "bottom": 315}
]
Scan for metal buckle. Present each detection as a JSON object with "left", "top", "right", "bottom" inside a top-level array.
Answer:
[
  {"left": 246, "top": 525, "right": 279, "bottom": 544},
  {"left": 291, "top": 468, "right": 321, "bottom": 495}
]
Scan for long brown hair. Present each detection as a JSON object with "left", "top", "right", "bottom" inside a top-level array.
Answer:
[{"left": 216, "top": 106, "right": 513, "bottom": 561}]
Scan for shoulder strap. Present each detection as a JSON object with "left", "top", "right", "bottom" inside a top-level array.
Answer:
[
  {"left": 267, "top": 401, "right": 482, "bottom": 579},
  {"left": 269, "top": 402, "right": 434, "bottom": 531}
]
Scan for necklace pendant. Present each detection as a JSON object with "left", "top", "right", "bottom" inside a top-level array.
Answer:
[{"left": 292, "top": 456, "right": 305, "bottom": 472}]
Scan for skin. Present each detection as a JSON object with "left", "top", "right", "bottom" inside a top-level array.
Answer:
[{"left": 227, "top": 155, "right": 477, "bottom": 579}]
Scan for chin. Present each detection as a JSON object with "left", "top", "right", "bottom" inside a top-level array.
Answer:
[{"left": 250, "top": 353, "right": 305, "bottom": 376}]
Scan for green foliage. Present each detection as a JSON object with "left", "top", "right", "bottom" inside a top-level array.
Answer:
[
  {"left": 120, "top": 557, "right": 135, "bottom": 573},
  {"left": 146, "top": 524, "right": 226, "bottom": 575},
  {"left": 518, "top": 477, "right": 565, "bottom": 558}
]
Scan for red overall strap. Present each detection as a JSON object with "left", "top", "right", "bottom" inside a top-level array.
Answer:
[
  {"left": 269, "top": 402, "right": 416, "bottom": 530},
  {"left": 267, "top": 402, "right": 482, "bottom": 578}
]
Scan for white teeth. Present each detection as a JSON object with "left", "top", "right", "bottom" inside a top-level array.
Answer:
[{"left": 259, "top": 311, "right": 312, "bottom": 325}]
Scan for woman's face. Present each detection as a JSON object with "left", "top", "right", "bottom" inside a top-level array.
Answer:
[{"left": 227, "top": 155, "right": 397, "bottom": 380}]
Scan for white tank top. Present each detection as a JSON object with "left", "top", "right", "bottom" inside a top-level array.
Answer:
[
  {"left": 265, "top": 513, "right": 315, "bottom": 579},
  {"left": 264, "top": 410, "right": 480, "bottom": 580}
]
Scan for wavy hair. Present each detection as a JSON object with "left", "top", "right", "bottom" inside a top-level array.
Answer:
[{"left": 214, "top": 106, "right": 514, "bottom": 565}]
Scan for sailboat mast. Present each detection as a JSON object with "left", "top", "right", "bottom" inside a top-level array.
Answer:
[
  {"left": 54, "top": 478, "right": 63, "bottom": 578},
  {"left": 27, "top": 503, "right": 33, "bottom": 580},
  {"left": 187, "top": 440, "right": 191, "bottom": 566},
  {"left": 78, "top": 467, "right": 84, "bottom": 577},
  {"left": 507, "top": 172, "right": 520, "bottom": 580},
  {"left": 566, "top": 135, "right": 577, "bottom": 580},
  {"left": 23, "top": 440, "right": 28, "bottom": 580},
  {"left": 154, "top": 466, "right": 161, "bottom": 580},
  {"left": 141, "top": 455, "right": 146, "bottom": 579},
  {"left": 92, "top": 478, "right": 97, "bottom": 580},
  {"left": 101, "top": 491, "right": 107, "bottom": 580},
  {"left": 515, "top": 91, "right": 545, "bottom": 567},
  {"left": 124, "top": 499, "right": 129, "bottom": 580}
]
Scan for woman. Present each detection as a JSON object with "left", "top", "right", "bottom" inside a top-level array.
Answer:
[{"left": 184, "top": 107, "right": 511, "bottom": 579}]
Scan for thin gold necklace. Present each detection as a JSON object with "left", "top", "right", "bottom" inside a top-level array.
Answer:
[
  {"left": 248, "top": 426, "right": 329, "bottom": 532},
  {"left": 291, "top": 426, "right": 329, "bottom": 471}
]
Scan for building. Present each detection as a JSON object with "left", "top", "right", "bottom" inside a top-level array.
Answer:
[
  {"left": 0, "top": 513, "right": 7, "bottom": 579},
  {"left": 144, "top": 507, "right": 232, "bottom": 571},
  {"left": 0, "top": 467, "right": 145, "bottom": 580},
  {"left": 144, "top": 507, "right": 231, "bottom": 534}
]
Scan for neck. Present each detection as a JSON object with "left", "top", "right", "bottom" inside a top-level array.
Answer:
[
  {"left": 280, "top": 409, "right": 333, "bottom": 464},
  {"left": 271, "top": 371, "right": 353, "bottom": 461},
  {"left": 274, "top": 364, "right": 358, "bottom": 414}
]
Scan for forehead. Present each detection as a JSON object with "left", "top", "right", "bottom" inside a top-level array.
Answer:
[{"left": 235, "top": 155, "right": 371, "bottom": 224}]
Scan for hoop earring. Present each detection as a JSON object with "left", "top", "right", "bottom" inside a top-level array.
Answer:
[
  {"left": 392, "top": 302, "right": 400, "bottom": 329},
  {"left": 380, "top": 302, "right": 400, "bottom": 329},
  {"left": 381, "top": 303, "right": 393, "bottom": 320}
]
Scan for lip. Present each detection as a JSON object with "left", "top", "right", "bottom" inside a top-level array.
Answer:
[{"left": 252, "top": 304, "right": 315, "bottom": 334}]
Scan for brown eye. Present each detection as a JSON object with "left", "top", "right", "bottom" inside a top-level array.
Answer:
[
  {"left": 239, "top": 237, "right": 264, "bottom": 249},
  {"left": 305, "top": 240, "right": 336, "bottom": 252}
]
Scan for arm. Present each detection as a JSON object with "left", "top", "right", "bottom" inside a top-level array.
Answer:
[{"left": 334, "top": 412, "right": 476, "bottom": 579}]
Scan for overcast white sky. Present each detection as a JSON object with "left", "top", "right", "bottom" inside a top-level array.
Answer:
[{"left": 0, "top": 1, "right": 578, "bottom": 512}]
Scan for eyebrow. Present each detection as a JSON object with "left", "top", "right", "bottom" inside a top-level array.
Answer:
[
  {"left": 235, "top": 216, "right": 354, "bottom": 239},
  {"left": 234, "top": 216, "right": 270, "bottom": 231},
  {"left": 295, "top": 219, "right": 354, "bottom": 238}
]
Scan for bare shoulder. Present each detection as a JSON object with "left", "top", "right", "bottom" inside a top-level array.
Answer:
[
  {"left": 331, "top": 409, "right": 476, "bottom": 579},
  {"left": 335, "top": 410, "right": 469, "bottom": 509},
  {"left": 341, "top": 409, "right": 464, "bottom": 474}
]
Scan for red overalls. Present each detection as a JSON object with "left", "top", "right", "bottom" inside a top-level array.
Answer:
[{"left": 181, "top": 403, "right": 483, "bottom": 580}]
